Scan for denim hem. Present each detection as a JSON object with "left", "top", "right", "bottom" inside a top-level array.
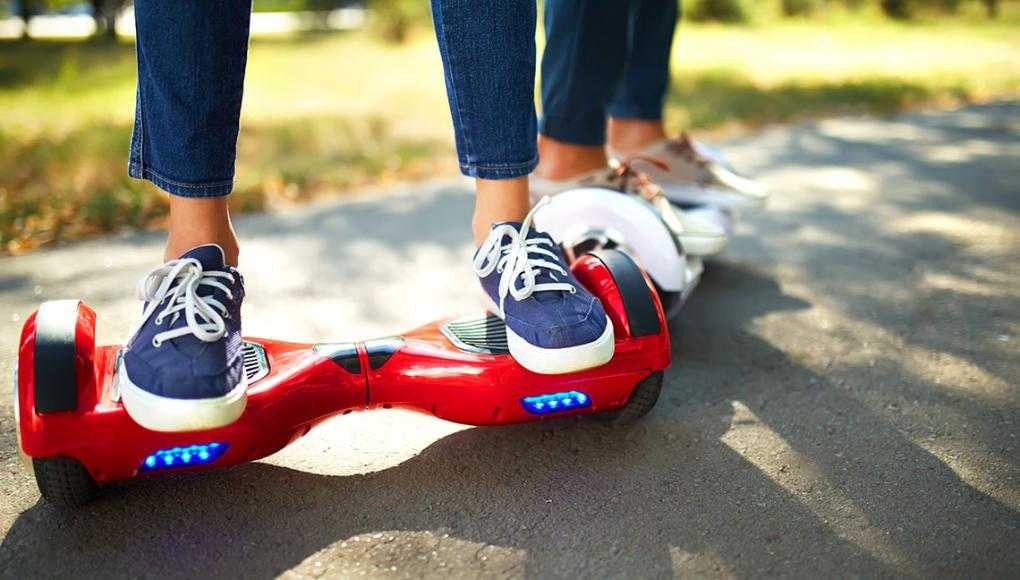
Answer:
[
  {"left": 128, "top": 162, "right": 234, "bottom": 198},
  {"left": 540, "top": 114, "right": 606, "bottom": 146},
  {"left": 459, "top": 155, "right": 538, "bottom": 180}
]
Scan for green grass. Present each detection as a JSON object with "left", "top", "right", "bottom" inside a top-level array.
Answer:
[{"left": 1, "top": 14, "right": 1018, "bottom": 253}]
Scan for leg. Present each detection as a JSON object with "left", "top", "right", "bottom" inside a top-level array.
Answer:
[
  {"left": 607, "top": 0, "right": 679, "bottom": 155},
  {"left": 604, "top": 0, "right": 768, "bottom": 208},
  {"left": 473, "top": 178, "right": 531, "bottom": 246},
  {"left": 430, "top": 0, "right": 538, "bottom": 245},
  {"left": 535, "top": 0, "right": 631, "bottom": 180},
  {"left": 165, "top": 196, "right": 240, "bottom": 265},
  {"left": 432, "top": 0, "right": 614, "bottom": 374},
  {"left": 130, "top": 0, "right": 251, "bottom": 266},
  {"left": 121, "top": 0, "right": 252, "bottom": 432}
]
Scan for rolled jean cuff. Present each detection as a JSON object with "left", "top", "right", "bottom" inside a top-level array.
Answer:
[
  {"left": 128, "top": 162, "right": 234, "bottom": 198},
  {"left": 606, "top": 102, "right": 665, "bottom": 122},
  {"left": 540, "top": 113, "right": 606, "bottom": 146},
  {"left": 460, "top": 155, "right": 539, "bottom": 180}
]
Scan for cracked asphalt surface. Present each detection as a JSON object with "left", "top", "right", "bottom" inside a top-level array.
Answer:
[{"left": 1, "top": 103, "right": 1018, "bottom": 578}]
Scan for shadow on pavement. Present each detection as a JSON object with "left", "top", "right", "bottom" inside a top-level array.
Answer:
[{"left": 3, "top": 262, "right": 1017, "bottom": 577}]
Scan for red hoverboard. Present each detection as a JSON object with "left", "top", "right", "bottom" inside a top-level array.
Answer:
[{"left": 15, "top": 250, "right": 670, "bottom": 507}]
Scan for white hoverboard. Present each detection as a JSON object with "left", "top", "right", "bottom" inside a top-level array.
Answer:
[{"left": 534, "top": 187, "right": 710, "bottom": 319}]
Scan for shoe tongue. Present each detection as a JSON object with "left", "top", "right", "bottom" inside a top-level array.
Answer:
[{"left": 178, "top": 244, "right": 227, "bottom": 271}]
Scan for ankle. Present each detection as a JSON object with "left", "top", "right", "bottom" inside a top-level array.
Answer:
[
  {"left": 473, "top": 177, "right": 530, "bottom": 246},
  {"left": 535, "top": 134, "right": 608, "bottom": 180},
  {"left": 607, "top": 117, "right": 668, "bottom": 156},
  {"left": 165, "top": 196, "right": 240, "bottom": 266}
]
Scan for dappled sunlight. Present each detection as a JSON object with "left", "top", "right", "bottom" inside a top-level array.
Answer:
[
  {"left": 749, "top": 274, "right": 1016, "bottom": 402},
  {"left": 285, "top": 530, "right": 526, "bottom": 577},
  {"left": 262, "top": 410, "right": 471, "bottom": 477},
  {"left": 920, "top": 270, "right": 1011, "bottom": 299},
  {"left": 669, "top": 546, "right": 732, "bottom": 577},
  {"left": 908, "top": 435, "right": 1020, "bottom": 509},
  {"left": 923, "top": 139, "right": 1014, "bottom": 163},
  {"left": 720, "top": 401, "right": 912, "bottom": 572},
  {"left": 797, "top": 166, "right": 878, "bottom": 193},
  {"left": 816, "top": 117, "right": 942, "bottom": 143},
  {"left": 892, "top": 211, "right": 1017, "bottom": 246}
]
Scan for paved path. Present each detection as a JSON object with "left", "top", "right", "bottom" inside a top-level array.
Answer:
[{"left": 1, "top": 103, "right": 1018, "bottom": 579}]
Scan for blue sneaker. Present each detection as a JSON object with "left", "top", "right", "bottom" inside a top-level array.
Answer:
[
  {"left": 119, "top": 244, "right": 247, "bottom": 432},
  {"left": 473, "top": 198, "right": 614, "bottom": 374}
]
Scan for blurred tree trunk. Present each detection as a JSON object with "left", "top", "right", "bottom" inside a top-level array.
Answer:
[
  {"left": 18, "top": 0, "right": 33, "bottom": 39},
  {"left": 368, "top": 0, "right": 429, "bottom": 44},
  {"left": 880, "top": 0, "right": 911, "bottom": 19},
  {"left": 90, "top": 0, "right": 122, "bottom": 39},
  {"left": 781, "top": 0, "right": 815, "bottom": 16},
  {"left": 983, "top": 0, "right": 999, "bottom": 17},
  {"left": 937, "top": 0, "right": 962, "bottom": 13},
  {"left": 688, "top": 0, "right": 748, "bottom": 22}
]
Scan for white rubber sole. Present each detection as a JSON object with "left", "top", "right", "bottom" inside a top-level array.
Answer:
[
  {"left": 119, "top": 366, "right": 247, "bottom": 433},
  {"left": 485, "top": 295, "right": 616, "bottom": 374},
  {"left": 506, "top": 320, "right": 615, "bottom": 375}
]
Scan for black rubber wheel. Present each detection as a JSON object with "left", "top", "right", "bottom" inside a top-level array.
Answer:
[
  {"left": 595, "top": 371, "right": 664, "bottom": 426},
  {"left": 33, "top": 456, "right": 99, "bottom": 507}
]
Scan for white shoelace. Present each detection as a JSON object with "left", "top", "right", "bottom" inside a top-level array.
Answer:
[
  {"left": 473, "top": 197, "right": 576, "bottom": 314},
  {"left": 137, "top": 258, "right": 236, "bottom": 348}
]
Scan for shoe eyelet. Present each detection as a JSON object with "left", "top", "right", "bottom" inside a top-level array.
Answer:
[
  {"left": 151, "top": 337, "right": 163, "bottom": 348},
  {"left": 154, "top": 316, "right": 163, "bottom": 326}
]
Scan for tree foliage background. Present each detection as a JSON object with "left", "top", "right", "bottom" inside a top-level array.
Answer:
[
  {"left": 4, "top": 0, "right": 1006, "bottom": 42},
  {"left": 685, "top": 0, "right": 1001, "bottom": 21}
]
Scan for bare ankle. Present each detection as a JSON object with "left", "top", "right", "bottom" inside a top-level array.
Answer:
[
  {"left": 607, "top": 117, "right": 668, "bottom": 156},
  {"left": 472, "top": 177, "right": 530, "bottom": 246},
  {"left": 535, "top": 134, "right": 608, "bottom": 180},
  {"left": 165, "top": 196, "right": 240, "bottom": 266}
]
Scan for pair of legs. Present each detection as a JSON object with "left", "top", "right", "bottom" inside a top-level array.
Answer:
[
  {"left": 536, "top": 0, "right": 678, "bottom": 181},
  {"left": 137, "top": 1, "right": 536, "bottom": 265},
  {"left": 534, "top": 0, "right": 767, "bottom": 214},
  {"left": 123, "top": 0, "right": 613, "bottom": 432}
]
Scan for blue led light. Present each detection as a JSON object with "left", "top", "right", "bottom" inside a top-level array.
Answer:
[
  {"left": 521, "top": 390, "right": 592, "bottom": 415},
  {"left": 139, "top": 442, "right": 229, "bottom": 473}
]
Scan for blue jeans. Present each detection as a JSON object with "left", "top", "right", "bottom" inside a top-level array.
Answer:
[
  {"left": 540, "top": 0, "right": 678, "bottom": 146},
  {"left": 129, "top": 0, "right": 538, "bottom": 198}
]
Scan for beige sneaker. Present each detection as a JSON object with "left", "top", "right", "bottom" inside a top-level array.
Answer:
[
  {"left": 612, "top": 132, "right": 768, "bottom": 210},
  {"left": 530, "top": 159, "right": 729, "bottom": 257}
]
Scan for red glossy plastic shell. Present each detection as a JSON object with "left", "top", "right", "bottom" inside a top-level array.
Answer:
[{"left": 16, "top": 253, "right": 671, "bottom": 483}]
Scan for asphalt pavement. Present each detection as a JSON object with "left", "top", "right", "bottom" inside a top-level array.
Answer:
[{"left": 1, "top": 103, "right": 1018, "bottom": 579}]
